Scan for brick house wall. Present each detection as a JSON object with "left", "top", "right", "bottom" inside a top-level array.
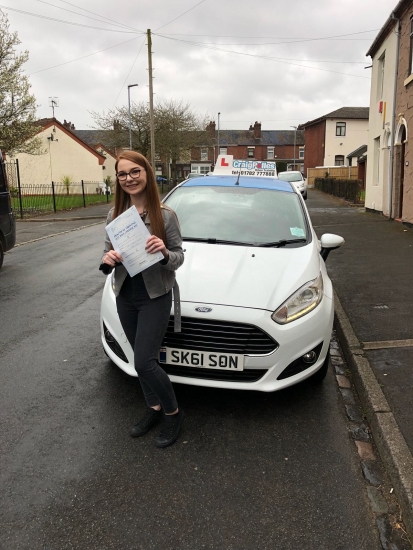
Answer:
[
  {"left": 303, "top": 121, "right": 326, "bottom": 175},
  {"left": 394, "top": 3, "right": 413, "bottom": 223}
]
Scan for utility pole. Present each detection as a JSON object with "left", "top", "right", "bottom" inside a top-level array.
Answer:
[
  {"left": 127, "top": 84, "right": 138, "bottom": 150},
  {"left": 291, "top": 125, "right": 297, "bottom": 170},
  {"left": 217, "top": 112, "right": 221, "bottom": 156},
  {"left": 147, "top": 29, "right": 156, "bottom": 174}
]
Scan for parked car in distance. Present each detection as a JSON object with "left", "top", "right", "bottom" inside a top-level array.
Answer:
[
  {"left": 186, "top": 173, "right": 205, "bottom": 179},
  {"left": 101, "top": 173, "right": 344, "bottom": 393},
  {"left": 278, "top": 171, "right": 308, "bottom": 200}
]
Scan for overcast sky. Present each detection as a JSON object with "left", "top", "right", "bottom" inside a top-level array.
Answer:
[{"left": 5, "top": 0, "right": 396, "bottom": 131}]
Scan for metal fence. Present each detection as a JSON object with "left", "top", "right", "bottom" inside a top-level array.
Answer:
[
  {"left": 5, "top": 159, "right": 177, "bottom": 219},
  {"left": 11, "top": 181, "right": 113, "bottom": 219}
]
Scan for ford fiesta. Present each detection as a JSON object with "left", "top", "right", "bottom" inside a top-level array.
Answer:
[{"left": 100, "top": 174, "right": 344, "bottom": 392}]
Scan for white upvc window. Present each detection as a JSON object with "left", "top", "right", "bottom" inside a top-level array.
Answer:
[
  {"left": 336, "top": 122, "right": 346, "bottom": 136},
  {"left": 267, "top": 146, "right": 274, "bottom": 159},
  {"left": 200, "top": 148, "right": 208, "bottom": 161},
  {"left": 378, "top": 52, "right": 385, "bottom": 100},
  {"left": 247, "top": 147, "right": 255, "bottom": 158},
  {"left": 219, "top": 147, "right": 227, "bottom": 155},
  {"left": 299, "top": 147, "right": 304, "bottom": 159}
]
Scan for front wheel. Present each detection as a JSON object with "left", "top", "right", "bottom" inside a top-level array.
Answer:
[
  {"left": 303, "top": 191, "right": 308, "bottom": 200},
  {"left": 310, "top": 351, "right": 330, "bottom": 383}
]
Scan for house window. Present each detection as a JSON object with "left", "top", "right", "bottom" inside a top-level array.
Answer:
[
  {"left": 410, "top": 18, "right": 413, "bottom": 74},
  {"left": 336, "top": 122, "right": 346, "bottom": 136},
  {"left": 247, "top": 147, "right": 255, "bottom": 158},
  {"left": 267, "top": 146, "right": 274, "bottom": 159},
  {"left": 335, "top": 155, "right": 345, "bottom": 166},
  {"left": 219, "top": 147, "right": 227, "bottom": 155},
  {"left": 200, "top": 165, "right": 210, "bottom": 174},
  {"left": 200, "top": 148, "right": 208, "bottom": 161},
  {"left": 378, "top": 53, "right": 385, "bottom": 99},
  {"left": 299, "top": 147, "right": 304, "bottom": 159}
]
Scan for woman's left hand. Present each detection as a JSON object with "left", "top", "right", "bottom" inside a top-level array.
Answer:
[{"left": 146, "top": 235, "right": 169, "bottom": 259}]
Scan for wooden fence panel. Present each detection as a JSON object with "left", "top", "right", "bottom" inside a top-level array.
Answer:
[{"left": 307, "top": 166, "right": 358, "bottom": 188}]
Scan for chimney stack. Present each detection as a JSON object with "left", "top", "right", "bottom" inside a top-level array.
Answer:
[
  {"left": 253, "top": 121, "right": 261, "bottom": 139},
  {"left": 207, "top": 121, "right": 216, "bottom": 139}
]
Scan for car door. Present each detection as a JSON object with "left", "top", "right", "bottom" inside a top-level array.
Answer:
[{"left": 0, "top": 158, "right": 12, "bottom": 237}]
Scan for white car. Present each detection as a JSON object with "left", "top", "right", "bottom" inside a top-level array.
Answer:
[
  {"left": 101, "top": 175, "right": 344, "bottom": 392},
  {"left": 277, "top": 171, "right": 308, "bottom": 200}
]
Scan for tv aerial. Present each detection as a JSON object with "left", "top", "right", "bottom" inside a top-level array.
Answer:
[{"left": 48, "top": 97, "right": 59, "bottom": 118}]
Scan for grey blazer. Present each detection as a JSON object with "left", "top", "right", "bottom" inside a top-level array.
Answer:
[{"left": 102, "top": 205, "right": 184, "bottom": 331}]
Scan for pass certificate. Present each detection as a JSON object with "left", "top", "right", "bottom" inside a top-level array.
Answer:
[{"left": 106, "top": 206, "right": 164, "bottom": 277}]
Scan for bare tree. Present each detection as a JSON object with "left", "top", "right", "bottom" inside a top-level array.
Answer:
[
  {"left": 91, "top": 99, "right": 208, "bottom": 183},
  {"left": 90, "top": 103, "right": 150, "bottom": 157},
  {"left": 155, "top": 100, "right": 208, "bottom": 183},
  {"left": 0, "top": 10, "right": 42, "bottom": 155}
]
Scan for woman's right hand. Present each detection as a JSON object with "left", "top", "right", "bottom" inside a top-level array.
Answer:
[{"left": 102, "top": 250, "right": 123, "bottom": 266}]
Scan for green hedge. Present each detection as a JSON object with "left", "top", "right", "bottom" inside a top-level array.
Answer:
[{"left": 314, "top": 177, "right": 363, "bottom": 204}]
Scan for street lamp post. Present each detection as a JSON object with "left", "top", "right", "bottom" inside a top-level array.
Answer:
[
  {"left": 128, "top": 84, "right": 138, "bottom": 150},
  {"left": 217, "top": 112, "right": 221, "bottom": 157},
  {"left": 291, "top": 126, "right": 297, "bottom": 170}
]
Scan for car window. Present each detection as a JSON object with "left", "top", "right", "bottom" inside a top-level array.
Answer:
[
  {"left": 165, "top": 186, "right": 308, "bottom": 245},
  {"left": 0, "top": 162, "right": 7, "bottom": 193},
  {"left": 277, "top": 172, "right": 303, "bottom": 182}
]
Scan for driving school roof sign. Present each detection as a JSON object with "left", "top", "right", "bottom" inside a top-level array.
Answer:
[{"left": 213, "top": 155, "right": 277, "bottom": 178}]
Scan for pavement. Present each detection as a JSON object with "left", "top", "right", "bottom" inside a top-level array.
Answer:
[
  {"left": 12, "top": 190, "right": 413, "bottom": 540},
  {"left": 308, "top": 189, "right": 413, "bottom": 539}
]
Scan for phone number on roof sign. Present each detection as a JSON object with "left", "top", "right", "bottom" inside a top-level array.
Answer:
[{"left": 231, "top": 170, "right": 275, "bottom": 177}]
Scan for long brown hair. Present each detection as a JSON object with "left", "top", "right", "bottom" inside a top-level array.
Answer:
[{"left": 113, "top": 151, "right": 166, "bottom": 243}]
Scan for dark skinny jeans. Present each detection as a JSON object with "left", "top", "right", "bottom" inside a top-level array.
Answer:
[{"left": 116, "top": 273, "right": 178, "bottom": 414}]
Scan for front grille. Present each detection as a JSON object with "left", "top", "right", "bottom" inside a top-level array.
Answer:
[
  {"left": 162, "top": 364, "right": 267, "bottom": 382},
  {"left": 162, "top": 317, "right": 278, "bottom": 355},
  {"left": 103, "top": 322, "right": 129, "bottom": 363}
]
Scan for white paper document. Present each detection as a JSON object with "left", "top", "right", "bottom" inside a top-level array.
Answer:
[{"left": 106, "top": 206, "right": 164, "bottom": 277}]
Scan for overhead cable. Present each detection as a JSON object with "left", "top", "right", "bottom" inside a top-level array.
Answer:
[
  {"left": 155, "top": 0, "right": 207, "bottom": 31},
  {"left": 0, "top": 5, "right": 142, "bottom": 33},
  {"left": 155, "top": 34, "right": 370, "bottom": 79}
]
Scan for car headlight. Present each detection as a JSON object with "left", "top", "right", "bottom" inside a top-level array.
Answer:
[{"left": 271, "top": 273, "right": 323, "bottom": 324}]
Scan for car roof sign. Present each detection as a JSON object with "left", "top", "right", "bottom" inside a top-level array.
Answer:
[{"left": 213, "top": 155, "right": 278, "bottom": 178}]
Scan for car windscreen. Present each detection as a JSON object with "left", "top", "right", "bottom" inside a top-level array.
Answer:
[
  {"left": 164, "top": 186, "right": 308, "bottom": 245},
  {"left": 277, "top": 173, "right": 303, "bottom": 182}
]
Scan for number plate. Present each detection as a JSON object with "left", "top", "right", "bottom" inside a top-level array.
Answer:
[{"left": 159, "top": 347, "right": 244, "bottom": 371}]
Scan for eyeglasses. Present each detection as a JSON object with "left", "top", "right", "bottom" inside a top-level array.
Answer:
[{"left": 116, "top": 168, "right": 143, "bottom": 181}]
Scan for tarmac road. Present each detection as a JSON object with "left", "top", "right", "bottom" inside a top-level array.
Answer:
[{"left": 0, "top": 206, "right": 382, "bottom": 549}]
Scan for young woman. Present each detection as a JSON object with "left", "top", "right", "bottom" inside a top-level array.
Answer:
[{"left": 101, "top": 151, "right": 184, "bottom": 448}]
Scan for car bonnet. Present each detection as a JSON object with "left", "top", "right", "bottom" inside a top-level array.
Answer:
[{"left": 177, "top": 240, "right": 321, "bottom": 311}]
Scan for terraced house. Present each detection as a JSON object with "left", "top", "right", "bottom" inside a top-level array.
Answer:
[
  {"left": 365, "top": 0, "right": 413, "bottom": 225},
  {"left": 190, "top": 121, "right": 305, "bottom": 176}
]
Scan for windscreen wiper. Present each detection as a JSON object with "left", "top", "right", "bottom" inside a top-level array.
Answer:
[
  {"left": 258, "top": 238, "right": 307, "bottom": 248},
  {"left": 183, "top": 237, "right": 257, "bottom": 246}
]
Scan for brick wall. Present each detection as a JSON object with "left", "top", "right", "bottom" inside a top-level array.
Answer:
[
  {"left": 303, "top": 120, "right": 326, "bottom": 174},
  {"left": 395, "top": 4, "right": 413, "bottom": 222}
]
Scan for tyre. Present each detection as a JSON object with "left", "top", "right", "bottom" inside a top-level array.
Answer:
[
  {"left": 310, "top": 351, "right": 330, "bottom": 383},
  {"left": 303, "top": 191, "right": 308, "bottom": 200},
  {"left": 0, "top": 241, "right": 4, "bottom": 270}
]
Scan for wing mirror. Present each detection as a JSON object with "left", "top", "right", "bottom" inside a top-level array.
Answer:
[{"left": 320, "top": 234, "right": 345, "bottom": 261}]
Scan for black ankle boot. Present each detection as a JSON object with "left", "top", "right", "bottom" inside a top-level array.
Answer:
[
  {"left": 130, "top": 407, "right": 162, "bottom": 437},
  {"left": 155, "top": 410, "right": 185, "bottom": 448}
]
